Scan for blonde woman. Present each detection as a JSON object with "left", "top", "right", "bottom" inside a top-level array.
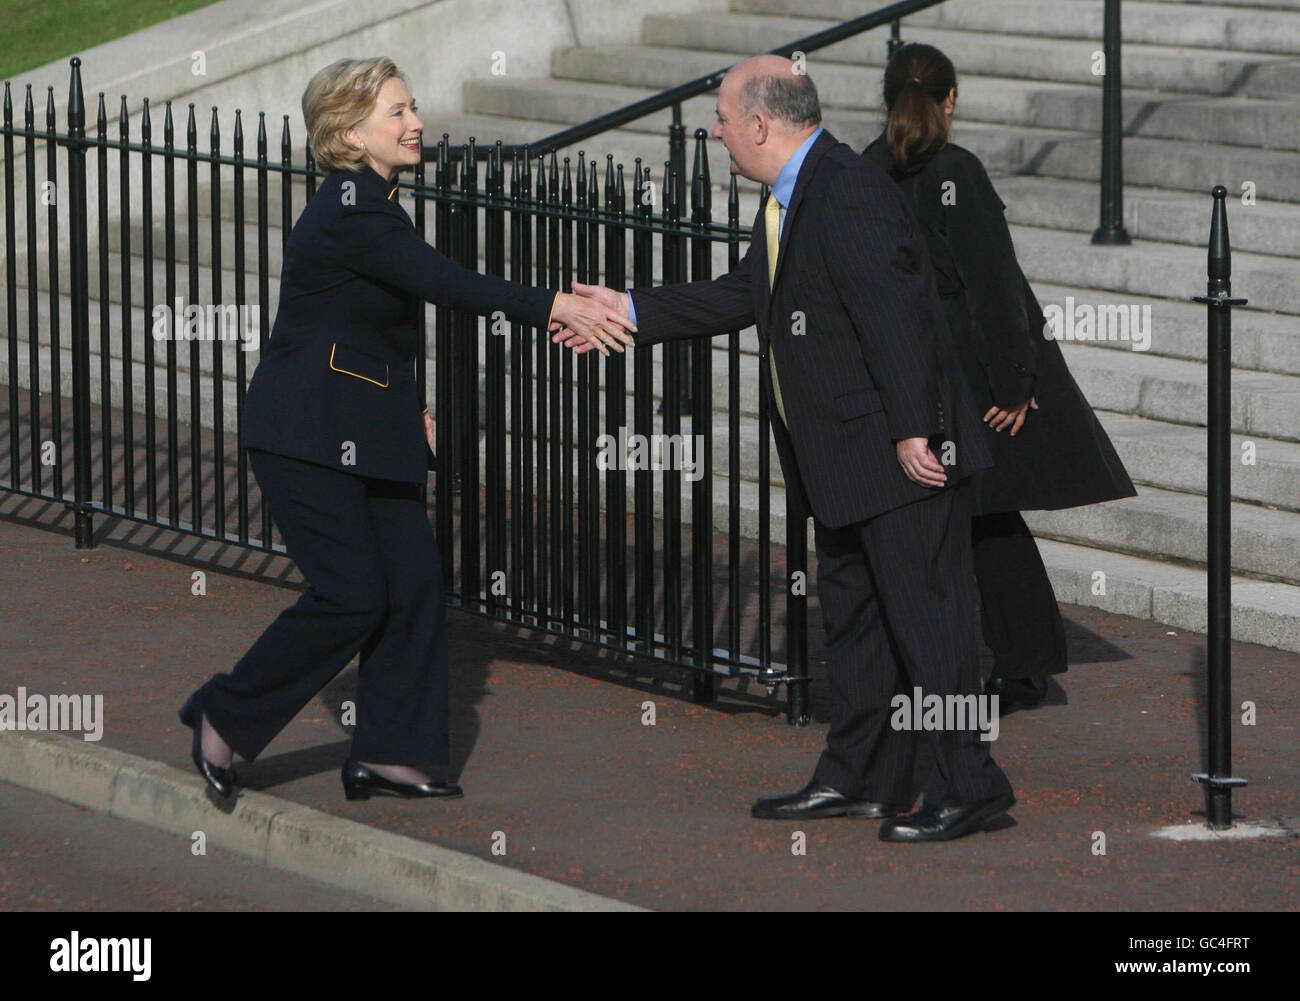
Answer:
[{"left": 179, "top": 57, "right": 634, "bottom": 801}]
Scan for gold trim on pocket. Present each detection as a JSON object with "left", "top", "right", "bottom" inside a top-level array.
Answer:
[{"left": 329, "top": 343, "right": 389, "bottom": 388}]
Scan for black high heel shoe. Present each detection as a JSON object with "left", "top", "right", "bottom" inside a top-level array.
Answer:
[
  {"left": 179, "top": 693, "right": 237, "bottom": 799},
  {"left": 341, "top": 759, "right": 462, "bottom": 801}
]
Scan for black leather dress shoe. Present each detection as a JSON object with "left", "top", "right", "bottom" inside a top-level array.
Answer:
[
  {"left": 341, "top": 759, "right": 463, "bottom": 801},
  {"left": 178, "top": 692, "right": 237, "bottom": 800},
  {"left": 985, "top": 676, "right": 1048, "bottom": 712},
  {"left": 879, "top": 792, "right": 1016, "bottom": 842},
  {"left": 751, "top": 780, "right": 900, "bottom": 820}
]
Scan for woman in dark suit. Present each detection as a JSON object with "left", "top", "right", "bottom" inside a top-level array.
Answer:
[
  {"left": 863, "top": 43, "right": 1135, "bottom": 711},
  {"left": 179, "top": 57, "right": 634, "bottom": 801}
]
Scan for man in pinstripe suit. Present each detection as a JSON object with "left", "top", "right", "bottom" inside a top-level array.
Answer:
[{"left": 563, "top": 55, "right": 1015, "bottom": 841}]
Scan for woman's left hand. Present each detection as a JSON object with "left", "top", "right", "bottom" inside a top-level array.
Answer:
[{"left": 423, "top": 410, "right": 434, "bottom": 447}]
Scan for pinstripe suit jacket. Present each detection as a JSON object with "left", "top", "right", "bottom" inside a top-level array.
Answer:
[{"left": 632, "top": 130, "right": 992, "bottom": 527}]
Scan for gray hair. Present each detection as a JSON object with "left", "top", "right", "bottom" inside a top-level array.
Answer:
[{"left": 737, "top": 71, "right": 822, "bottom": 128}]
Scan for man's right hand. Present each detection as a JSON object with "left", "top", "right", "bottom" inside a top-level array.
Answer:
[{"left": 551, "top": 282, "right": 631, "bottom": 354}]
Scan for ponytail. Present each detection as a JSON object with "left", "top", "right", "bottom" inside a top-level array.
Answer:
[{"left": 882, "top": 44, "right": 957, "bottom": 174}]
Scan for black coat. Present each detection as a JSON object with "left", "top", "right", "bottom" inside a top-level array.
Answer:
[
  {"left": 243, "top": 163, "right": 556, "bottom": 483},
  {"left": 632, "top": 130, "right": 992, "bottom": 528},
  {"left": 863, "top": 134, "right": 1136, "bottom": 514}
]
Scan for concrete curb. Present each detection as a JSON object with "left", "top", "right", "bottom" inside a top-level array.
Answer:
[{"left": 0, "top": 729, "right": 643, "bottom": 912}]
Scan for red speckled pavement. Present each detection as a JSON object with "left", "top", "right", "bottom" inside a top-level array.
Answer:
[{"left": 1, "top": 494, "right": 1296, "bottom": 911}]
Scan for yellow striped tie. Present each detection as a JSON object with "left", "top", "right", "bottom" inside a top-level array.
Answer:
[{"left": 765, "top": 192, "right": 787, "bottom": 425}]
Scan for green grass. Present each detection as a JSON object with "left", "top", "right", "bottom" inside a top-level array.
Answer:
[{"left": 0, "top": 0, "right": 222, "bottom": 82}]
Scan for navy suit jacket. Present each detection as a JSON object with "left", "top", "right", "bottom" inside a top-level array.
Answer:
[
  {"left": 243, "top": 163, "right": 556, "bottom": 483},
  {"left": 631, "top": 130, "right": 991, "bottom": 527}
]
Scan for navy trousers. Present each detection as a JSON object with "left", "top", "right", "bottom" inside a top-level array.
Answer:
[
  {"left": 197, "top": 448, "right": 450, "bottom": 767},
  {"left": 810, "top": 481, "right": 1013, "bottom": 809}
]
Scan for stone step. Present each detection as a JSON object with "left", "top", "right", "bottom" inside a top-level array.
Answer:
[
  {"left": 8, "top": 292, "right": 261, "bottom": 381},
  {"left": 735, "top": 0, "right": 1300, "bottom": 57},
  {"left": 442, "top": 324, "right": 1300, "bottom": 447},
  {"left": 472, "top": 64, "right": 1299, "bottom": 166},
  {"left": 466, "top": 338, "right": 1300, "bottom": 507},
  {"left": 0, "top": 329, "right": 241, "bottom": 442},
  {"left": 83, "top": 175, "right": 1298, "bottom": 353},
  {"left": 538, "top": 47, "right": 1300, "bottom": 199},
  {"left": 438, "top": 108, "right": 1300, "bottom": 205},
  {"left": 48, "top": 223, "right": 1300, "bottom": 385},
  {"left": 11, "top": 320, "right": 1298, "bottom": 651},
  {"left": 460, "top": 383, "right": 1300, "bottom": 586},
  {"left": 1098, "top": 411, "right": 1300, "bottom": 508},
  {"left": 95, "top": 101, "right": 1298, "bottom": 249},
  {"left": 12, "top": 250, "right": 1298, "bottom": 445},
  {"left": 1004, "top": 223, "right": 1298, "bottom": 316},
  {"left": 1060, "top": 340, "right": 1300, "bottom": 442},
  {"left": 466, "top": 347, "right": 1300, "bottom": 511},
  {"left": 1037, "top": 538, "right": 1300, "bottom": 653},
  {"left": 14, "top": 285, "right": 1300, "bottom": 515},
  {"left": 5, "top": 236, "right": 741, "bottom": 310},
  {"left": 9, "top": 321, "right": 1300, "bottom": 588},
  {"left": 1237, "top": 57, "right": 1300, "bottom": 100},
  {"left": 460, "top": 428, "right": 1300, "bottom": 652},
  {"left": 1024, "top": 483, "right": 1300, "bottom": 583},
  {"left": 555, "top": 37, "right": 1293, "bottom": 104},
  {"left": 1137, "top": 0, "right": 1300, "bottom": 10},
  {"left": 992, "top": 176, "right": 1300, "bottom": 262},
  {"left": 486, "top": 351, "right": 1300, "bottom": 510},
  {"left": 640, "top": 11, "right": 1300, "bottom": 105},
  {"left": 1029, "top": 282, "right": 1300, "bottom": 377},
  {"left": 7, "top": 245, "right": 282, "bottom": 325},
  {"left": 457, "top": 428, "right": 1300, "bottom": 650}
]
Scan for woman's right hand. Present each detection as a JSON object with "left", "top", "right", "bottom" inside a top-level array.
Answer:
[
  {"left": 984, "top": 396, "right": 1038, "bottom": 435},
  {"left": 548, "top": 292, "right": 636, "bottom": 357}
]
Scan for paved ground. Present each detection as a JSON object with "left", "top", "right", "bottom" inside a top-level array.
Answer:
[
  {"left": 1, "top": 493, "right": 1296, "bottom": 911},
  {"left": 0, "top": 780, "right": 397, "bottom": 911}
]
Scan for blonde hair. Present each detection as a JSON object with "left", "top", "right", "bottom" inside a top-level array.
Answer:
[{"left": 302, "top": 57, "right": 404, "bottom": 172}]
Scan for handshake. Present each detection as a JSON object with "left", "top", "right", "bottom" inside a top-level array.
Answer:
[{"left": 547, "top": 282, "right": 635, "bottom": 357}]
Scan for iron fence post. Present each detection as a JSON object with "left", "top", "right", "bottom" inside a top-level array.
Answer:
[{"left": 66, "top": 59, "right": 94, "bottom": 547}]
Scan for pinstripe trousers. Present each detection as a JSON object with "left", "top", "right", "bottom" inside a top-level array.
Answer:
[{"left": 811, "top": 480, "right": 1013, "bottom": 809}]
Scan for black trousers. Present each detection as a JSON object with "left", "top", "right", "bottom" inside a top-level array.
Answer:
[
  {"left": 971, "top": 510, "right": 1067, "bottom": 681},
  {"left": 811, "top": 482, "right": 1013, "bottom": 809},
  {"left": 196, "top": 448, "right": 449, "bottom": 766}
]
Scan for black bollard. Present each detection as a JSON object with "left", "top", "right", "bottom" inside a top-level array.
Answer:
[
  {"left": 1190, "top": 185, "right": 1248, "bottom": 830},
  {"left": 1092, "top": 0, "right": 1131, "bottom": 245}
]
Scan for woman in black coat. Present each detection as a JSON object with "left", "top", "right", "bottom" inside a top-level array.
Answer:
[
  {"left": 179, "top": 57, "right": 634, "bottom": 802},
  {"left": 863, "top": 43, "right": 1135, "bottom": 710}
]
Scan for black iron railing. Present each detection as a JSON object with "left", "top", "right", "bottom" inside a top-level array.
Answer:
[
  {"left": 0, "top": 59, "right": 812, "bottom": 723},
  {"left": 2, "top": 3, "right": 1135, "bottom": 731}
]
